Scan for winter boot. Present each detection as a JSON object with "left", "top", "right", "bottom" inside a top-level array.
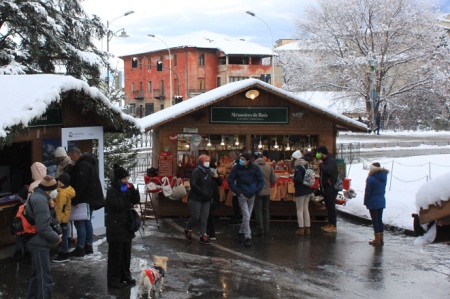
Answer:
[
  {"left": 53, "top": 252, "right": 70, "bottom": 263},
  {"left": 323, "top": 225, "right": 337, "bottom": 233},
  {"left": 184, "top": 229, "right": 192, "bottom": 241},
  {"left": 199, "top": 234, "right": 211, "bottom": 245},
  {"left": 380, "top": 232, "right": 384, "bottom": 245},
  {"left": 369, "top": 233, "right": 382, "bottom": 245},
  {"left": 84, "top": 244, "right": 93, "bottom": 255},
  {"left": 321, "top": 224, "right": 331, "bottom": 231},
  {"left": 70, "top": 245, "right": 85, "bottom": 257},
  {"left": 296, "top": 228, "right": 305, "bottom": 236},
  {"left": 305, "top": 227, "right": 311, "bottom": 235}
]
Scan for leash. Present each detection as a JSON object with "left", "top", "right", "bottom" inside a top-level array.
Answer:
[{"left": 137, "top": 227, "right": 153, "bottom": 259}]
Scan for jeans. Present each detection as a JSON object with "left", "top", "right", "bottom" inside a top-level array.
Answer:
[
  {"left": 60, "top": 224, "right": 69, "bottom": 252},
  {"left": 27, "top": 248, "right": 52, "bottom": 299},
  {"left": 369, "top": 208, "right": 384, "bottom": 233},
  {"left": 323, "top": 186, "right": 338, "bottom": 226},
  {"left": 186, "top": 200, "right": 211, "bottom": 236},
  {"left": 232, "top": 195, "right": 241, "bottom": 220},
  {"left": 295, "top": 194, "right": 313, "bottom": 228},
  {"left": 74, "top": 209, "right": 93, "bottom": 247},
  {"left": 238, "top": 194, "right": 255, "bottom": 239},
  {"left": 254, "top": 194, "right": 270, "bottom": 233}
]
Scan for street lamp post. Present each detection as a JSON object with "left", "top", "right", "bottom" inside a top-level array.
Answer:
[
  {"left": 246, "top": 10, "right": 275, "bottom": 86},
  {"left": 148, "top": 34, "right": 172, "bottom": 106},
  {"left": 369, "top": 59, "right": 377, "bottom": 133},
  {"left": 106, "top": 10, "right": 134, "bottom": 91}
]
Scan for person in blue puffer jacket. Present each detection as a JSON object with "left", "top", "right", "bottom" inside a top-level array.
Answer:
[
  {"left": 364, "top": 162, "right": 389, "bottom": 246},
  {"left": 228, "top": 153, "right": 264, "bottom": 247}
]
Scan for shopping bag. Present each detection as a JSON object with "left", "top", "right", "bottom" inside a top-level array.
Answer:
[
  {"left": 287, "top": 180, "right": 295, "bottom": 194},
  {"left": 168, "top": 178, "right": 187, "bottom": 200},
  {"left": 127, "top": 209, "right": 141, "bottom": 232},
  {"left": 69, "top": 203, "right": 90, "bottom": 221},
  {"left": 161, "top": 177, "right": 173, "bottom": 198}
]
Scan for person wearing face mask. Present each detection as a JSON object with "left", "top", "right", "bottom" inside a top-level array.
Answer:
[
  {"left": 227, "top": 153, "right": 264, "bottom": 247},
  {"left": 316, "top": 146, "right": 339, "bottom": 233},
  {"left": 184, "top": 154, "right": 216, "bottom": 244},
  {"left": 105, "top": 164, "right": 140, "bottom": 288}
]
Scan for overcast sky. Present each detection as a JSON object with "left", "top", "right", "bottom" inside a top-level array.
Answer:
[{"left": 81, "top": 0, "right": 450, "bottom": 58}]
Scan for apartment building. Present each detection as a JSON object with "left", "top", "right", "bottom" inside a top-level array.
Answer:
[{"left": 120, "top": 30, "right": 274, "bottom": 117}]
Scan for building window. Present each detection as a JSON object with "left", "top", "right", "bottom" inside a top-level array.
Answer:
[
  {"left": 139, "top": 59, "right": 142, "bottom": 70},
  {"left": 160, "top": 104, "right": 164, "bottom": 110},
  {"left": 147, "top": 58, "right": 151, "bottom": 70},
  {"left": 131, "top": 82, "right": 135, "bottom": 92},
  {"left": 161, "top": 80, "right": 165, "bottom": 95},
  {"left": 173, "top": 54, "right": 177, "bottom": 66},
  {"left": 199, "top": 78, "right": 205, "bottom": 90},
  {"left": 198, "top": 53, "right": 205, "bottom": 66},
  {"left": 129, "top": 103, "right": 136, "bottom": 115},
  {"left": 217, "top": 77, "right": 222, "bottom": 87},
  {"left": 148, "top": 81, "right": 152, "bottom": 92},
  {"left": 139, "top": 82, "right": 143, "bottom": 92},
  {"left": 229, "top": 76, "right": 249, "bottom": 82}
]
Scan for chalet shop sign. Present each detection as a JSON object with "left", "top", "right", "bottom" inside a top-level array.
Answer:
[
  {"left": 210, "top": 107, "right": 288, "bottom": 124},
  {"left": 29, "top": 108, "right": 63, "bottom": 127}
]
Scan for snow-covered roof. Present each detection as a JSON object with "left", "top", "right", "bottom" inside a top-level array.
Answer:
[
  {"left": 0, "top": 74, "right": 142, "bottom": 140},
  {"left": 275, "top": 40, "right": 325, "bottom": 51},
  {"left": 295, "top": 91, "right": 366, "bottom": 115},
  {"left": 122, "top": 30, "right": 274, "bottom": 57},
  {"left": 138, "top": 79, "right": 367, "bottom": 132}
]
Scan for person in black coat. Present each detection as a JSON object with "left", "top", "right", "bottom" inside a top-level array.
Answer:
[
  {"left": 184, "top": 154, "right": 216, "bottom": 244},
  {"left": 105, "top": 164, "right": 140, "bottom": 289},
  {"left": 316, "top": 146, "right": 339, "bottom": 233},
  {"left": 68, "top": 148, "right": 105, "bottom": 256},
  {"left": 206, "top": 157, "right": 222, "bottom": 240}
]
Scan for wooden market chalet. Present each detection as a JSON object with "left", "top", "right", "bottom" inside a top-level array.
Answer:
[{"left": 138, "top": 78, "right": 367, "bottom": 218}]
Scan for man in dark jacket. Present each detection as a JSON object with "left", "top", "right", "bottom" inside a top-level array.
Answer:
[
  {"left": 316, "top": 146, "right": 339, "bottom": 233},
  {"left": 68, "top": 148, "right": 104, "bottom": 256},
  {"left": 228, "top": 152, "right": 264, "bottom": 247},
  {"left": 105, "top": 164, "right": 140, "bottom": 288},
  {"left": 26, "top": 175, "right": 61, "bottom": 299}
]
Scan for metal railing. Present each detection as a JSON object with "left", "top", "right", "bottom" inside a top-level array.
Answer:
[{"left": 337, "top": 142, "right": 361, "bottom": 164}]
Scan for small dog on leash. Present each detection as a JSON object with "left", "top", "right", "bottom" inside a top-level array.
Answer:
[{"left": 138, "top": 255, "right": 169, "bottom": 299}]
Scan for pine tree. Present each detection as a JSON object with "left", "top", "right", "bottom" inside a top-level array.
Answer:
[{"left": 0, "top": 0, "right": 108, "bottom": 86}]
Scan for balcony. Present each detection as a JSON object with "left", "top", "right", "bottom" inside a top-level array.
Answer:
[
  {"left": 188, "top": 89, "right": 206, "bottom": 96},
  {"left": 133, "top": 90, "right": 144, "bottom": 100},
  {"left": 153, "top": 88, "right": 165, "bottom": 100}
]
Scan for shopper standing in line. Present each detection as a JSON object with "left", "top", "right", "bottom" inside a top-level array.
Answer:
[{"left": 316, "top": 146, "right": 339, "bottom": 233}]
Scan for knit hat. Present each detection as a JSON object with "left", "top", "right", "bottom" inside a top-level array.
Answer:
[
  {"left": 292, "top": 150, "right": 302, "bottom": 159},
  {"left": 253, "top": 152, "right": 262, "bottom": 159},
  {"left": 113, "top": 164, "right": 129, "bottom": 180},
  {"left": 317, "top": 146, "right": 328, "bottom": 155},
  {"left": 198, "top": 154, "right": 210, "bottom": 163},
  {"left": 54, "top": 147, "right": 68, "bottom": 158},
  {"left": 58, "top": 173, "right": 70, "bottom": 186},
  {"left": 38, "top": 175, "right": 58, "bottom": 191},
  {"left": 240, "top": 153, "right": 252, "bottom": 161}
]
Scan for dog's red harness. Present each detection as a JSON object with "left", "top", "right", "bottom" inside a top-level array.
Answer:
[{"left": 144, "top": 269, "right": 161, "bottom": 284}]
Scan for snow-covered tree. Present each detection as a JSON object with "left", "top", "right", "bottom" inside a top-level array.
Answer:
[
  {"left": 283, "top": 0, "right": 450, "bottom": 129},
  {"left": 0, "top": 0, "right": 108, "bottom": 86}
]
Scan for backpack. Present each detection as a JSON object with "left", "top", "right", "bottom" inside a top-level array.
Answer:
[
  {"left": 10, "top": 203, "right": 37, "bottom": 239},
  {"left": 302, "top": 166, "right": 316, "bottom": 187}
]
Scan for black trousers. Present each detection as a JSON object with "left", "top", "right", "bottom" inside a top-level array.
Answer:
[{"left": 107, "top": 240, "right": 132, "bottom": 284}]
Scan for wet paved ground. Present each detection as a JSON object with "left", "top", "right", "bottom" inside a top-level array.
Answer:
[{"left": 0, "top": 215, "right": 449, "bottom": 298}]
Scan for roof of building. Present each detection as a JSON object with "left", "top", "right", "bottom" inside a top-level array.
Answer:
[
  {"left": 138, "top": 78, "right": 367, "bottom": 132},
  {"left": 121, "top": 30, "right": 274, "bottom": 57},
  {"left": 0, "top": 75, "right": 142, "bottom": 146}
]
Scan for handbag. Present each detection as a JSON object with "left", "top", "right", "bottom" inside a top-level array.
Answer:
[
  {"left": 69, "top": 203, "right": 90, "bottom": 221},
  {"left": 127, "top": 209, "right": 141, "bottom": 232},
  {"left": 168, "top": 178, "right": 187, "bottom": 200},
  {"left": 161, "top": 177, "right": 173, "bottom": 198}
]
